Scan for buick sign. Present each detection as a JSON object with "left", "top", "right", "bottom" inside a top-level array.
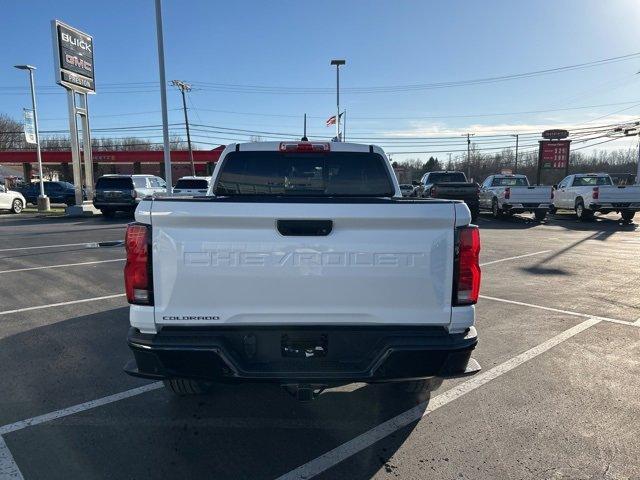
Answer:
[
  {"left": 542, "top": 129, "right": 569, "bottom": 140},
  {"left": 51, "top": 20, "right": 95, "bottom": 93}
]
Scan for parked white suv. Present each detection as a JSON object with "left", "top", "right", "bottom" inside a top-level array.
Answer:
[{"left": 552, "top": 173, "right": 640, "bottom": 222}]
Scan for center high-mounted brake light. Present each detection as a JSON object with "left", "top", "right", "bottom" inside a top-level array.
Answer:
[
  {"left": 454, "top": 225, "right": 481, "bottom": 306},
  {"left": 124, "top": 223, "right": 153, "bottom": 305},
  {"left": 592, "top": 186, "right": 599, "bottom": 200},
  {"left": 504, "top": 187, "right": 511, "bottom": 200},
  {"left": 279, "top": 142, "right": 330, "bottom": 153}
]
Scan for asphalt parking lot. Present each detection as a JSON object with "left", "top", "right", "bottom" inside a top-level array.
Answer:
[{"left": 0, "top": 211, "right": 638, "bottom": 480}]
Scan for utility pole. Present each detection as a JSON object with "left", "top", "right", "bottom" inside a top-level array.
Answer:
[
  {"left": 155, "top": 0, "right": 172, "bottom": 187},
  {"left": 463, "top": 133, "right": 475, "bottom": 180},
  {"left": 330, "top": 59, "right": 345, "bottom": 141},
  {"left": 511, "top": 134, "right": 519, "bottom": 173},
  {"left": 171, "top": 80, "right": 195, "bottom": 176}
]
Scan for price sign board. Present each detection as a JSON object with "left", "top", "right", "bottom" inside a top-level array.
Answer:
[{"left": 539, "top": 140, "right": 570, "bottom": 170}]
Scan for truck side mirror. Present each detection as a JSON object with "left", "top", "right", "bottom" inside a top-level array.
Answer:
[{"left": 552, "top": 184, "right": 558, "bottom": 189}]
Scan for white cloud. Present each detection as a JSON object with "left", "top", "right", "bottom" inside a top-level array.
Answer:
[{"left": 381, "top": 114, "right": 640, "bottom": 138}]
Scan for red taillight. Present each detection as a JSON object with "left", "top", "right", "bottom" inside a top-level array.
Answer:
[
  {"left": 592, "top": 186, "right": 599, "bottom": 200},
  {"left": 454, "top": 226, "right": 481, "bottom": 305},
  {"left": 504, "top": 187, "right": 511, "bottom": 200},
  {"left": 124, "top": 223, "right": 152, "bottom": 305},
  {"left": 279, "top": 142, "right": 330, "bottom": 153},
  {"left": 430, "top": 186, "right": 438, "bottom": 197}
]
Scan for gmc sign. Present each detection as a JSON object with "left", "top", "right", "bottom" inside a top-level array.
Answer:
[{"left": 52, "top": 20, "right": 95, "bottom": 92}]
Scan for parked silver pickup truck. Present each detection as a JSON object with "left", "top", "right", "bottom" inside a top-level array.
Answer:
[
  {"left": 480, "top": 174, "right": 552, "bottom": 221},
  {"left": 123, "top": 141, "right": 482, "bottom": 401}
]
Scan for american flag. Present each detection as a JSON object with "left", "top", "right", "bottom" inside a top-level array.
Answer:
[{"left": 326, "top": 112, "right": 343, "bottom": 127}]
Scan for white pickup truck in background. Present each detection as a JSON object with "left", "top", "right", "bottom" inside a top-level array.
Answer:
[
  {"left": 552, "top": 173, "right": 640, "bottom": 222},
  {"left": 479, "top": 174, "right": 552, "bottom": 221},
  {"left": 123, "top": 141, "right": 481, "bottom": 401}
]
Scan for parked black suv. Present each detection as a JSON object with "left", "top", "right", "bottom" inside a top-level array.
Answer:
[{"left": 94, "top": 174, "right": 166, "bottom": 217}]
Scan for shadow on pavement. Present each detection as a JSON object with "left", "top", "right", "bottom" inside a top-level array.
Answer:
[
  {"left": 2, "top": 307, "right": 428, "bottom": 480},
  {"left": 479, "top": 211, "right": 638, "bottom": 233}
]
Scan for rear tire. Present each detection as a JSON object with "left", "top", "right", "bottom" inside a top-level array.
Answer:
[
  {"left": 491, "top": 199, "right": 502, "bottom": 219},
  {"left": 534, "top": 209, "right": 547, "bottom": 221},
  {"left": 621, "top": 210, "right": 636, "bottom": 223},
  {"left": 101, "top": 208, "right": 115, "bottom": 218},
  {"left": 10, "top": 199, "right": 23, "bottom": 214},
  {"left": 548, "top": 204, "right": 557, "bottom": 215},
  {"left": 163, "top": 378, "right": 213, "bottom": 396},
  {"left": 575, "top": 199, "right": 593, "bottom": 221}
]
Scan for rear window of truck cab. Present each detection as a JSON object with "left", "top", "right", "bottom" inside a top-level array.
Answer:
[
  {"left": 491, "top": 177, "right": 528, "bottom": 187},
  {"left": 572, "top": 176, "right": 612, "bottom": 186},
  {"left": 95, "top": 177, "right": 135, "bottom": 189},
  {"left": 175, "top": 179, "right": 209, "bottom": 189},
  {"left": 427, "top": 172, "right": 467, "bottom": 183},
  {"left": 214, "top": 151, "right": 395, "bottom": 197}
]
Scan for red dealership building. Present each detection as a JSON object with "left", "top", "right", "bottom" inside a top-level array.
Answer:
[{"left": 0, "top": 146, "right": 226, "bottom": 185}]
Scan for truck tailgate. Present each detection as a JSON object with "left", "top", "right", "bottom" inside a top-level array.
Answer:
[
  {"left": 508, "top": 186, "right": 552, "bottom": 203},
  {"left": 149, "top": 200, "right": 456, "bottom": 327},
  {"left": 597, "top": 185, "right": 640, "bottom": 203}
]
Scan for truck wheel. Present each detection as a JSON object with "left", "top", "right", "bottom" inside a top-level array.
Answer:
[
  {"left": 621, "top": 211, "right": 636, "bottom": 223},
  {"left": 101, "top": 208, "right": 115, "bottom": 218},
  {"left": 163, "top": 378, "right": 213, "bottom": 396},
  {"left": 491, "top": 199, "right": 502, "bottom": 219},
  {"left": 548, "top": 205, "right": 557, "bottom": 215},
  {"left": 575, "top": 200, "right": 593, "bottom": 221},
  {"left": 10, "top": 199, "right": 24, "bottom": 214},
  {"left": 534, "top": 209, "right": 547, "bottom": 222}
]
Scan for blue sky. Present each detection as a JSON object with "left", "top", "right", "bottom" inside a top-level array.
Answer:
[{"left": 2, "top": 0, "right": 640, "bottom": 161}]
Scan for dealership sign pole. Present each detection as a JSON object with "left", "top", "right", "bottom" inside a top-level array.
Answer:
[{"left": 51, "top": 20, "right": 97, "bottom": 213}]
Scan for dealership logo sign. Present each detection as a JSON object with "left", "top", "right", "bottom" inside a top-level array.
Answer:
[{"left": 51, "top": 20, "right": 95, "bottom": 93}]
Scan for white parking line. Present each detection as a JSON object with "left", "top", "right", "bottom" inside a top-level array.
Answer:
[
  {"left": 479, "top": 294, "right": 640, "bottom": 328},
  {"left": 275, "top": 317, "right": 601, "bottom": 480},
  {"left": 0, "top": 241, "right": 117, "bottom": 253},
  {"left": 479, "top": 250, "right": 551, "bottom": 267},
  {"left": 0, "top": 258, "right": 125, "bottom": 275},
  {"left": 0, "top": 436, "right": 23, "bottom": 479},
  {"left": 0, "top": 382, "right": 163, "bottom": 436},
  {"left": 0, "top": 294, "right": 125, "bottom": 316}
]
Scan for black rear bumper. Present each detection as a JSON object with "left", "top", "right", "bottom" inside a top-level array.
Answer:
[{"left": 124, "top": 325, "right": 479, "bottom": 385}]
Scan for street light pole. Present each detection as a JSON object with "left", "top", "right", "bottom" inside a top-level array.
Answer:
[
  {"left": 155, "top": 0, "right": 172, "bottom": 188},
  {"left": 171, "top": 80, "right": 195, "bottom": 176},
  {"left": 330, "top": 59, "right": 345, "bottom": 141},
  {"left": 14, "top": 65, "right": 49, "bottom": 212},
  {"left": 511, "top": 134, "right": 519, "bottom": 173}
]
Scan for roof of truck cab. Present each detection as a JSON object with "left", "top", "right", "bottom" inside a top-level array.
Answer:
[{"left": 222, "top": 141, "right": 386, "bottom": 155}]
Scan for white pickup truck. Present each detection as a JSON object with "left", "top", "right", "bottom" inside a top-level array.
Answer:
[
  {"left": 479, "top": 174, "right": 552, "bottom": 221},
  {"left": 123, "top": 141, "right": 481, "bottom": 400},
  {"left": 552, "top": 173, "right": 640, "bottom": 222}
]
